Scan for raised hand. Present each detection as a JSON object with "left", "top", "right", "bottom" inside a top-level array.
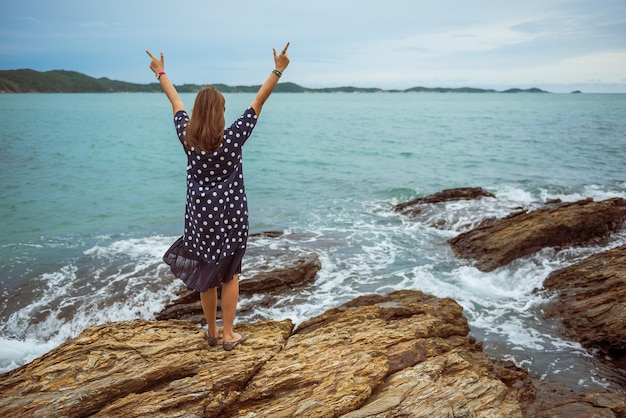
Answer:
[
  {"left": 145, "top": 50, "right": 165, "bottom": 75},
  {"left": 273, "top": 42, "right": 290, "bottom": 72}
]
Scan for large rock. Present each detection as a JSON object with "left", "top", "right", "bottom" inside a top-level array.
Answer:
[
  {"left": 0, "top": 291, "right": 518, "bottom": 417},
  {"left": 223, "top": 290, "right": 526, "bottom": 417},
  {"left": 449, "top": 198, "right": 626, "bottom": 272},
  {"left": 2, "top": 290, "right": 624, "bottom": 417},
  {"left": 541, "top": 244, "right": 626, "bottom": 361},
  {"left": 0, "top": 318, "right": 294, "bottom": 417}
]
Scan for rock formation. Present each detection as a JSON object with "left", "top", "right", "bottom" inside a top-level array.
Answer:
[
  {"left": 448, "top": 197, "right": 626, "bottom": 271},
  {"left": 2, "top": 290, "right": 624, "bottom": 417},
  {"left": 225, "top": 291, "right": 522, "bottom": 417},
  {"left": 540, "top": 244, "right": 626, "bottom": 366},
  {"left": 394, "top": 187, "right": 495, "bottom": 217},
  {"left": 0, "top": 318, "right": 293, "bottom": 417},
  {"left": 157, "top": 245, "right": 321, "bottom": 324}
]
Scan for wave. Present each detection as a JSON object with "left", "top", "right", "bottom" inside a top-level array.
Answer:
[{"left": 0, "top": 236, "right": 182, "bottom": 373}]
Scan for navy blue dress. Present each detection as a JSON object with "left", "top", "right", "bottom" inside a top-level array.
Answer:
[{"left": 163, "top": 107, "right": 258, "bottom": 292}]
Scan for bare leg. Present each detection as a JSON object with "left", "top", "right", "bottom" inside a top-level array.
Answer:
[
  {"left": 200, "top": 287, "right": 219, "bottom": 338},
  {"left": 221, "top": 274, "right": 243, "bottom": 343}
]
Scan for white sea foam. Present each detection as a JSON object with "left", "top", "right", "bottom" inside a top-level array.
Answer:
[
  {"left": 239, "top": 184, "right": 626, "bottom": 391},
  {"left": 0, "top": 337, "right": 59, "bottom": 374},
  {"left": 0, "top": 235, "right": 182, "bottom": 372}
]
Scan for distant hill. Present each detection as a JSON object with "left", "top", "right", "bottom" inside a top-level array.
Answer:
[
  {"left": 0, "top": 69, "right": 161, "bottom": 93},
  {"left": 0, "top": 69, "right": 550, "bottom": 94}
]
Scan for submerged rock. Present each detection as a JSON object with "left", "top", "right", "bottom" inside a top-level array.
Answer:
[
  {"left": 449, "top": 197, "right": 626, "bottom": 272},
  {"left": 541, "top": 244, "right": 626, "bottom": 364},
  {"left": 524, "top": 380, "right": 625, "bottom": 418},
  {"left": 394, "top": 187, "right": 495, "bottom": 217}
]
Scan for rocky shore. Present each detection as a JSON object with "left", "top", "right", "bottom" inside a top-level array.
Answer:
[
  {"left": 1, "top": 188, "right": 625, "bottom": 417},
  {"left": 448, "top": 196, "right": 626, "bottom": 272}
]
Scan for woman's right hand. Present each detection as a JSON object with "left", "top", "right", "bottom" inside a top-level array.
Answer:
[{"left": 273, "top": 42, "right": 290, "bottom": 72}]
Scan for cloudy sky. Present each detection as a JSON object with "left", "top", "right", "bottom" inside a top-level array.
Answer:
[{"left": 1, "top": 0, "right": 625, "bottom": 92}]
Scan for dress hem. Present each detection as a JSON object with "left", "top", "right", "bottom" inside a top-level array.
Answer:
[{"left": 163, "top": 237, "right": 244, "bottom": 293}]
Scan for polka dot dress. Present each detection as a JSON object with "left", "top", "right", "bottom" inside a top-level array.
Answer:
[{"left": 163, "top": 108, "right": 257, "bottom": 292}]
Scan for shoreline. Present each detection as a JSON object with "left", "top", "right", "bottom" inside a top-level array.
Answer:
[
  {"left": 1, "top": 189, "right": 625, "bottom": 415},
  {"left": 0, "top": 69, "right": 552, "bottom": 94}
]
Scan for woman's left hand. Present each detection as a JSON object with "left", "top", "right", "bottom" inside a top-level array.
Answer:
[
  {"left": 273, "top": 42, "right": 290, "bottom": 72},
  {"left": 145, "top": 50, "right": 165, "bottom": 75}
]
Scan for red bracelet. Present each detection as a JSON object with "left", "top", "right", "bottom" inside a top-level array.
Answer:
[{"left": 156, "top": 71, "right": 166, "bottom": 80}]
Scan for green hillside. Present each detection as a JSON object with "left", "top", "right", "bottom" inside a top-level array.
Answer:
[
  {"left": 0, "top": 69, "right": 161, "bottom": 93},
  {"left": 0, "top": 69, "right": 549, "bottom": 94}
]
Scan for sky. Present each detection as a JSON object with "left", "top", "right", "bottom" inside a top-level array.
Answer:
[{"left": 1, "top": 0, "right": 625, "bottom": 92}]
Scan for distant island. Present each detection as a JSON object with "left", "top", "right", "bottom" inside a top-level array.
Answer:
[{"left": 0, "top": 69, "right": 550, "bottom": 94}]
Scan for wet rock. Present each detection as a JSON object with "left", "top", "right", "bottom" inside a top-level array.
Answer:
[
  {"left": 250, "top": 230, "right": 284, "bottom": 239},
  {"left": 524, "top": 380, "right": 625, "bottom": 418},
  {"left": 394, "top": 187, "right": 495, "bottom": 217},
  {"left": 239, "top": 251, "right": 321, "bottom": 295},
  {"left": 449, "top": 197, "right": 626, "bottom": 272},
  {"left": 541, "top": 244, "right": 626, "bottom": 362}
]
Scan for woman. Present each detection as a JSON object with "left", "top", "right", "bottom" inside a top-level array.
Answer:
[{"left": 146, "top": 42, "right": 290, "bottom": 351}]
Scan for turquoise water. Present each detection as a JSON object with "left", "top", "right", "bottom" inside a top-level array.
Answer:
[{"left": 1, "top": 92, "right": 625, "bottom": 391}]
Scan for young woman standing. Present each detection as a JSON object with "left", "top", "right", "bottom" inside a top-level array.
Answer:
[{"left": 146, "top": 42, "right": 290, "bottom": 351}]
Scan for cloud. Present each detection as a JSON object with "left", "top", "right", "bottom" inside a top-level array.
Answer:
[
  {"left": 1, "top": 0, "right": 625, "bottom": 91},
  {"left": 21, "top": 16, "right": 42, "bottom": 25},
  {"left": 79, "top": 21, "right": 121, "bottom": 28},
  {"left": 396, "top": 23, "right": 540, "bottom": 55},
  {"left": 525, "top": 51, "right": 626, "bottom": 83}
]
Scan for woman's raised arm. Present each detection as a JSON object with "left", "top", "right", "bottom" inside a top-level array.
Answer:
[
  {"left": 250, "top": 42, "right": 290, "bottom": 116},
  {"left": 146, "top": 50, "right": 185, "bottom": 115}
]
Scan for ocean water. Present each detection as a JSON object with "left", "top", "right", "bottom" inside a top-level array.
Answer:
[{"left": 1, "top": 92, "right": 625, "bottom": 392}]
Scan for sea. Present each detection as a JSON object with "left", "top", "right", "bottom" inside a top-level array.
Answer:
[{"left": 1, "top": 92, "right": 625, "bottom": 393}]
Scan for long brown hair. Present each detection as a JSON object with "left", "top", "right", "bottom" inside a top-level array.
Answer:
[{"left": 185, "top": 86, "right": 225, "bottom": 153}]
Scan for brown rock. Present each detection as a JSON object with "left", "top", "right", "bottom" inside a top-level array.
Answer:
[
  {"left": 239, "top": 251, "right": 321, "bottom": 295},
  {"left": 339, "top": 351, "right": 522, "bottom": 418},
  {"left": 156, "top": 249, "right": 321, "bottom": 323},
  {"left": 449, "top": 198, "right": 626, "bottom": 272},
  {"left": 221, "top": 290, "right": 526, "bottom": 417},
  {"left": 0, "top": 319, "right": 293, "bottom": 418},
  {"left": 1, "top": 290, "right": 622, "bottom": 417},
  {"left": 541, "top": 244, "right": 626, "bottom": 357},
  {"left": 394, "top": 187, "right": 495, "bottom": 217},
  {"left": 525, "top": 380, "right": 626, "bottom": 418},
  {"left": 154, "top": 290, "right": 205, "bottom": 323}
]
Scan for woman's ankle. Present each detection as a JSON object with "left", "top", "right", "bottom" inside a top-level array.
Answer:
[
  {"left": 207, "top": 324, "right": 219, "bottom": 338},
  {"left": 223, "top": 331, "right": 242, "bottom": 342}
]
